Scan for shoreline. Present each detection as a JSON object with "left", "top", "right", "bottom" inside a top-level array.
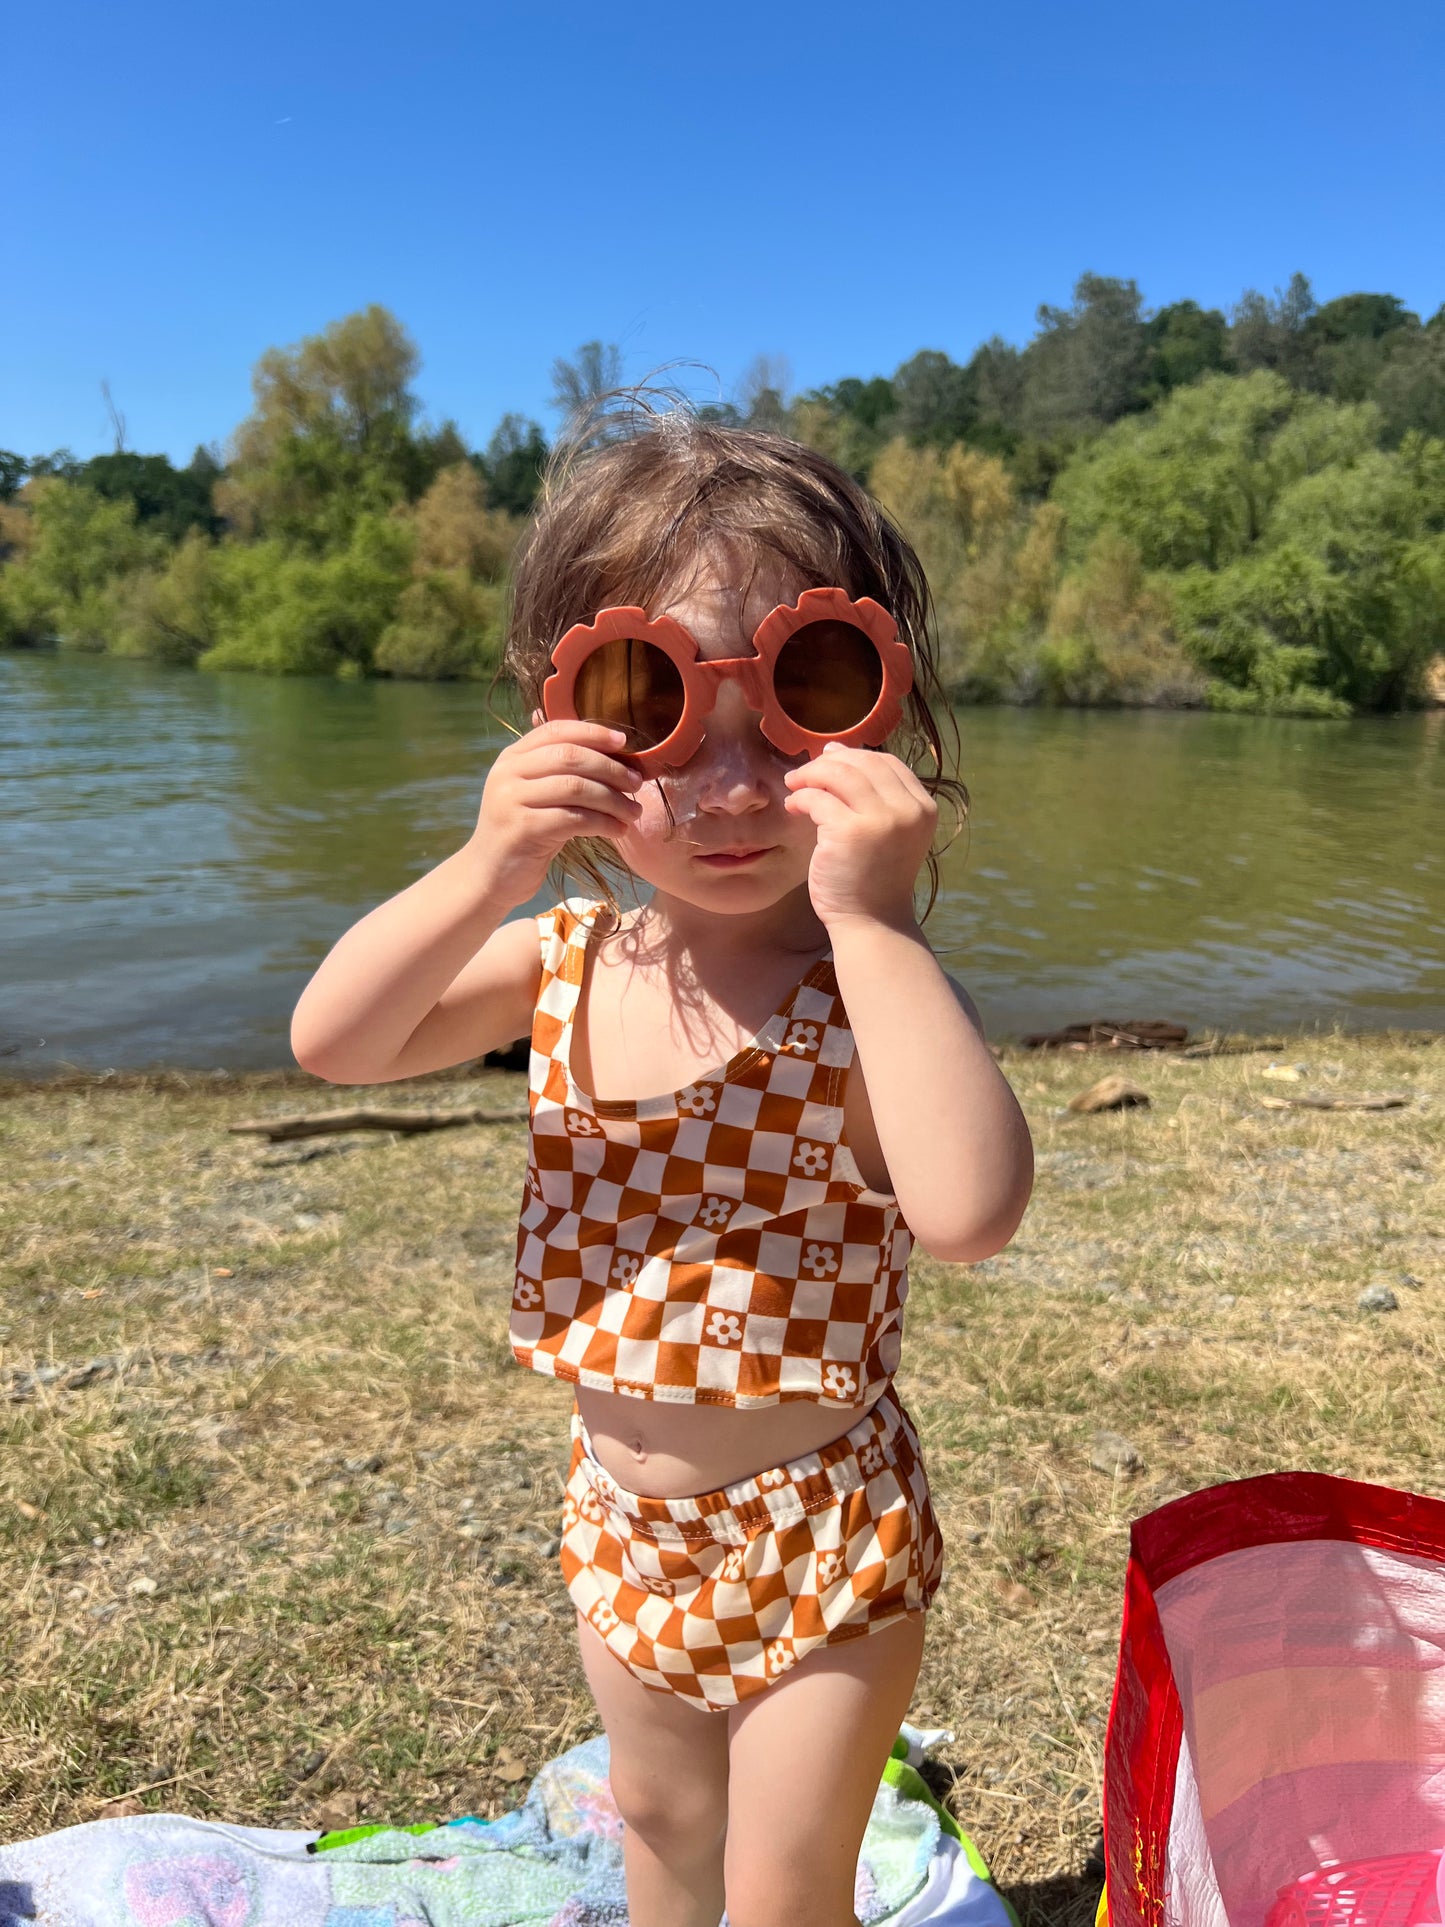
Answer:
[{"left": 3, "top": 1025, "right": 1441, "bottom": 1097}]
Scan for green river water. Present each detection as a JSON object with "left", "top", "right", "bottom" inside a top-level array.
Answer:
[{"left": 2, "top": 651, "right": 1441, "bottom": 1072}]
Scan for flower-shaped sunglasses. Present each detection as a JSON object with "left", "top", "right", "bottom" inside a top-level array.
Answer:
[{"left": 541, "top": 587, "right": 913, "bottom": 773}]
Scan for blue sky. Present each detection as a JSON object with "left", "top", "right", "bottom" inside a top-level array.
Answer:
[{"left": 6, "top": 0, "right": 1443, "bottom": 465}]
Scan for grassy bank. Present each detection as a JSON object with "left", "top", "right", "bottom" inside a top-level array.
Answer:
[{"left": 2, "top": 1036, "right": 1442, "bottom": 1922}]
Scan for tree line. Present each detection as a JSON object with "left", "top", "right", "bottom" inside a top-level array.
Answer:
[{"left": 3, "top": 274, "right": 1444, "bottom": 715}]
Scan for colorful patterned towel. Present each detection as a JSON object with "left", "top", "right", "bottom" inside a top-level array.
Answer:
[{"left": 0, "top": 1726, "right": 1012, "bottom": 1927}]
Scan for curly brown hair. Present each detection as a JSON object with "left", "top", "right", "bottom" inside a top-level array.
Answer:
[{"left": 502, "top": 403, "right": 967, "bottom": 913}]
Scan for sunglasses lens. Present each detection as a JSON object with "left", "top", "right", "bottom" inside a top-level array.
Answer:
[
  {"left": 773, "top": 621, "right": 884, "bottom": 736},
  {"left": 571, "top": 638, "right": 686, "bottom": 752}
]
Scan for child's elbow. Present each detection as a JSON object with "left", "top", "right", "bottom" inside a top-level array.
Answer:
[{"left": 913, "top": 1177, "right": 1033, "bottom": 1267}]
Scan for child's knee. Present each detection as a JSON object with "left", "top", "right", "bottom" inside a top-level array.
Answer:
[{"left": 609, "top": 1758, "right": 727, "bottom": 1855}]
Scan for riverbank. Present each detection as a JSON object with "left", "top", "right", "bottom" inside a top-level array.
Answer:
[{"left": 3, "top": 1035, "right": 1442, "bottom": 1922}]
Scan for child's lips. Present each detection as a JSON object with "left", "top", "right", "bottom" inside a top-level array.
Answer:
[{"left": 695, "top": 846, "right": 773, "bottom": 867}]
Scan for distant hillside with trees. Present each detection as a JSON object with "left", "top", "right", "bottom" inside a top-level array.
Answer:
[{"left": 4, "top": 274, "right": 1444, "bottom": 716}]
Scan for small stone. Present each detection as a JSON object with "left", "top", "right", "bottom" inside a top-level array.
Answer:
[
  {"left": 1358, "top": 1284, "right": 1398, "bottom": 1313},
  {"left": 1397, "top": 1274, "right": 1423, "bottom": 1291},
  {"left": 314, "top": 1792, "right": 361, "bottom": 1831},
  {"left": 541, "top": 1536, "right": 561, "bottom": 1558},
  {"left": 994, "top": 1578, "right": 1034, "bottom": 1612},
  {"left": 127, "top": 1574, "right": 159, "bottom": 1597},
  {"left": 1262, "top": 1064, "right": 1304, "bottom": 1082},
  {"left": 1090, "top": 1430, "right": 1144, "bottom": 1476},
  {"left": 1068, "top": 1077, "right": 1150, "bottom": 1115},
  {"left": 293, "top": 1212, "right": 322, "bottom": 1230},
  {"left": 1214, "top": 1293, "right": 1237, "bottom": 1309}
]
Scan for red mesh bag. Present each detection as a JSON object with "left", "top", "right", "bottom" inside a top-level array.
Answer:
[{"left": 1102, "top": 1472, "right": 1445, "bottom": 1927}]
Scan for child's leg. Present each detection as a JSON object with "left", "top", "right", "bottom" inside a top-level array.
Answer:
[
  {"left": 577, "top": 1612, "right": 730, "bottom": 1927},
  {"left": 722, "top": 1611, "right": 926, "bottom": 1927}
]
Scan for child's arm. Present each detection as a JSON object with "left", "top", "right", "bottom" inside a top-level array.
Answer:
[
  {"left": 783, "top": 745, "right": 1033, "bottom": 1264},
  {"left": 291, "top": 721, "right": 642, "bottom": 1085}
]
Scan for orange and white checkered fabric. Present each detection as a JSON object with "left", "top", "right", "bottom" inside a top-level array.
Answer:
[
  {"left": 561, "top": 1387, "right": 943, "bottom": 1708},
  {"left": 511, "top": 900, "right": 911, "bottom": 1410}
]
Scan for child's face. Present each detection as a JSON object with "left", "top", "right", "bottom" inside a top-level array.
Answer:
[{"left": 608, "top": 556, "right": 820, "bottom": 913}]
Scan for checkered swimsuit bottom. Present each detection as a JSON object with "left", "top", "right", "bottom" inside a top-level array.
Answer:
[
  {"left": 512, "top": 899, "right": 911, "bottom": 1409},
  {"left": 561, "top": 1386, "right": 944, "bottom": 1708}
]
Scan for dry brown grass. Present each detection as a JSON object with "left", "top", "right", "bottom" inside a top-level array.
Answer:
[{"left": 2, "top": 1036, "right": 1442, "bottom": 1924}]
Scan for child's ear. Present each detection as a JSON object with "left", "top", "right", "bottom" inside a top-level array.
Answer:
[{"left": 531, "top": 707, "right": 544, "bottom": 726}]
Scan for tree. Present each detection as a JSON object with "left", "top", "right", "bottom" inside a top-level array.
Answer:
[
  {"left": 1372, "top": 328, "right": 1445, "bottom": 443},
  {"left": 549, "top": 341, "right": 624, "bottom": 442},
  {"left": 736, "top": 354, "right": 792, "bottom": 433},
  {"left": 479, "top": 413, "right": 548, "bottom": 515},
  {"left": 1229, "top": 273, "right": 1318, "bottom": 385},
  {"left": 1022, "top": 273, "right": 1150, "bottom": 434},
  {"left": 217, "top": 306, "right": 427, "bottom": 543},
  {"left": 0, "top": 451, "right": 27, "bottom": 501},
  {"left": 409, "top": 462, "right": 516, "bottom": 580},
  {"left": 891, "top": 352, "right": 973, "bottom": 446},
  {"left": 77, "top": 450, "right": 218, "bottom": 541},
  {"left": 967, "top": 337, "right": 1026, "bottom": 443},
  {"left": 0, "top": 478, "right": 166, "bottom": 644},
  {"left": 1145, "top": 301, "right": 1229, "bottom": 396}
]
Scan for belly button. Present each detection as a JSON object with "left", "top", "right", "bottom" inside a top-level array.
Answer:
[{"left": 628, "top": 1437, "right": 647, "bottom": 1462}]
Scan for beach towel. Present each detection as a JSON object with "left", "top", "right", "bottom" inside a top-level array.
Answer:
[{"left": 0, "top": 1724, "right": 1012, "bottom": 1927}]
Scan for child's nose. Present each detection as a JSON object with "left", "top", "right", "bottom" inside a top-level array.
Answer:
[{"left": 691, "top": 686, "right": 786, "bottom": 811}]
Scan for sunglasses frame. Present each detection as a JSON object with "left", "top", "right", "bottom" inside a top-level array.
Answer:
[{"left": 541, "top": 587, "right": 913, "bottom": 773}]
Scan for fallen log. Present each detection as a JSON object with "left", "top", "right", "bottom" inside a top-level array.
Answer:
[
  {"left": 230, "top": 1105, "right": 526, "bottom": 1143},
  {"left": 1258, "top": 1093, "right": 1410, "bottom": 1113},
  {"left": 1021, "top": 1019, "right": 1188, "bottom": 1052}
]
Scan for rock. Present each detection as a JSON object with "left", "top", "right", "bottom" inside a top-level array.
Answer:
[
  {"left": 314, "top": 1792, "right": 361, "bottom": 1831},
  {"left": 127, "top": 1575, "right": 158, "bottom": 1597},
  {"left": 1358, "top": 1284, "right": 1398, "bottom": 1313},
  {"left": 490, "top": 1746, "right": 529, "bottom": 1784},
  {"left": 1262, "top": 1064, "right": 1305, "bottom": 1082},
  {"left": 1069, "top": 1077, "right": 1150, "bottom": 1115},
  {"left": 993, "top": 1579, "right": 1034, "bottom": 1613},
  {"left": 1090, "top": 1430, "right": 1144, "bottom": 1476}
]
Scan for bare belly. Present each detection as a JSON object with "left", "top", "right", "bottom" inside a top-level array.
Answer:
[{"left": 575, "top": 1386, "right": 874, "bottom": 1498}]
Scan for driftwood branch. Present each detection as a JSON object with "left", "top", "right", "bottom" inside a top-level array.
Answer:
[
  {"left": 1020, "top": 1019, "right": 1188, "bottom": 1052},
  {"left": 230, "top": 1105, "right": 525, "bottom": 1143},
  {"left": 1259, "top": 1093, "right": 1410, "bottom": 1113}
]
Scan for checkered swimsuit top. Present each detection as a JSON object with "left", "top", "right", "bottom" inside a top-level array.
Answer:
[{"left": 511, "top": 899, "right": 911, "bottom": 1409}]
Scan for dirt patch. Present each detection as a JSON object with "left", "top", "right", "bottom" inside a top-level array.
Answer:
[{"left": 2, "top": 1039, "right": 1442, "bottom": 1923}]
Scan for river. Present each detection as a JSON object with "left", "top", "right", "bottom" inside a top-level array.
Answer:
[{"left": 2, "top": 651, "right": 1442, "bottom": 1072}]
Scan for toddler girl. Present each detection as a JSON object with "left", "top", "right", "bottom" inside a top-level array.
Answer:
[{"left": 292, "top": 411, "right": 1034, "bottom": 1927}]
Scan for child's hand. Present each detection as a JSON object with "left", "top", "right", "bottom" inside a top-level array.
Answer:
[
  {"left": 782, "top": 744, "right": 937, "bottom": 929},
  {"left": 468, "top": 720, "right": 643, "bottom": 904}
]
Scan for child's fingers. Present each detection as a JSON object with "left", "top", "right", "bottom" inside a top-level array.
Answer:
[
  {"left": 549, "top": 806, "right": 640, "bottom": 843},
  {"left": 512, "top": 737, "right": 645, "bottom": 795},
  {"left": 526, "top": 775, "right": 643, "bottom": 821},
  {"left": 782, "top": 785, "right": 852, "bottom": 827},
  {"left": 525, "top": 718, "right": 634, "bottom": 751},
  {"left": 783, "top": 751, "right": 886, "bottom": 808}
]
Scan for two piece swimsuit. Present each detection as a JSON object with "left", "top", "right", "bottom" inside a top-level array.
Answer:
[{"left": 511, "top": 899, "right": 942, "bottom": 1709}]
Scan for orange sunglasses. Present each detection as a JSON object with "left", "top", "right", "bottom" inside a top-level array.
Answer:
[{"left": 541, "top": 588, "right": 913, "bottom": 774}]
